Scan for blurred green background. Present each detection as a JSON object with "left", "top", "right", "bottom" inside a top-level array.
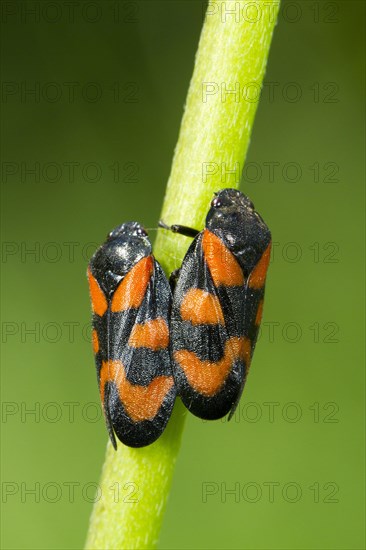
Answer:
[{"left": 1, "top": 1, "right": 364, "bottom": 549}]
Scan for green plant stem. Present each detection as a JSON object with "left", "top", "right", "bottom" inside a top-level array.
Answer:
[
  {"left": 155, "top": 0, "right": 280, "bottom": 271},
  {"left": 85, "top": 2, "right": 279, "bottom": 549}
]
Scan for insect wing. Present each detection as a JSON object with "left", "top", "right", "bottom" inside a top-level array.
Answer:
[
  {"left": 171, "top": 230, "right": 252, "bottom": 420},
  {"left": 90, "top": 256, "right": 175, "bottom": 448},
  {"left": 227, "top": 238, "right": 272, "bottom": 419}
]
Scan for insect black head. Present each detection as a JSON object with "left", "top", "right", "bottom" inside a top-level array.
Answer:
[
  {"left": 210, "top": 188, "right": 254, "bottom": 211},
  {"left": 206, "top": 189, "right": 271, "bottom": 275},
  {"left": 90, "top": 221, "right": 152, "bottom": 296},
  {"left": 107, "top": 221, "right": 148, "bottom": 240}
]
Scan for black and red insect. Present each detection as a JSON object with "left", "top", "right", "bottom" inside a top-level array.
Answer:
[
  {"left": 161, "top": 188, "right": 271, "bottom": 421},
  {"left": 87, "top": 222, "right": 175, "bottom": 448}
]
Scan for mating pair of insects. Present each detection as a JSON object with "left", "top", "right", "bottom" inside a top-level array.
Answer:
[{"left": 87, "top": 189, "right": 271, "bottom": 448}]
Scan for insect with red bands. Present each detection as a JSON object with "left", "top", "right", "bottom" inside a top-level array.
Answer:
[
  {"left": 87, "top": 222, "right": 176, "bottom": 448},
  {"left": 161, "top": 188, "right": 271, "bottom": 421}
]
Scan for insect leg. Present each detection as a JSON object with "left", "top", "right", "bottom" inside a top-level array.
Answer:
[{"left": 158, "top": 220, "right": 200, "bottom": 239}]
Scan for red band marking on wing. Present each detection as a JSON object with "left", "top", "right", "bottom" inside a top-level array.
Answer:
[
  {"left": 128, "top": 318, "right": 169, "bottom": 350},
  {"left": 100, "top": 360, "right": 173, "bottom": 422},
  {"left": 174, "top": 336, "right": 251, "bottom": 397},
  {"left": 92, "top": 329, "right": 99, "bottom": 354},
  {"left": 88, "top": 268, "right": 108, "bottom": 317},
  {"left": 180, "top": 288, "right": 224, "bottom": 325},
  {"left": 248, "top": 243, "right": 271, "bottom": 289},
  {"left": 255, "top": 299, "right": 264, "bottom": 326},
  {"left": 202, "top": 230, "right": 244, "bottom": 287},
  {"left": 111, "top": 256, "right": 153, "bottom": 312}
]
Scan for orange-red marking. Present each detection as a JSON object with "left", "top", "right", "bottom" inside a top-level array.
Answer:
[
  {"left": 174, "top": 336, "right": 251, "bottom": 397},
  {"left": 111, "top": 256, "right": 153, "bottom": 312},
  {"left": 249, "top": 243, "right": 271, "bottom": 289},
  {"left": 255, "top": 299, "right": 264, "bottom": 326},
  {"left": 180, "top": 288, "right": 225, "bottom": 325},
  {"left": 88, "top": 268, "right": 108, "bottom": 317},
  {"left": 128, "top": 318, "right": 169, "bottom": 350},
  {"left": 100, "top": 360, "right": 174, "bottom": 422},
  {"left": 92, "top": 329, "right": 99, "bottom": 354},
  {"left": 202, "top": 230, "right": 244, "bottom": 287}
]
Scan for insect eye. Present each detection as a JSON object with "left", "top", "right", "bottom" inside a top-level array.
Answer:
[
  {"left": 211, "top": 197, "right": 222, "bottom": 208},
  {"left": 135, "top": 227, "right": 147, "bottom": 237}
]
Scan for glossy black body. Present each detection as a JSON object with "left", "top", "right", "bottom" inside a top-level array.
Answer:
[
  {"left": 88, "top": 222, "right": 176, "bottom": 448},
  {"left": 170, "top": 189, "right": 271, "bottom": 420}
]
